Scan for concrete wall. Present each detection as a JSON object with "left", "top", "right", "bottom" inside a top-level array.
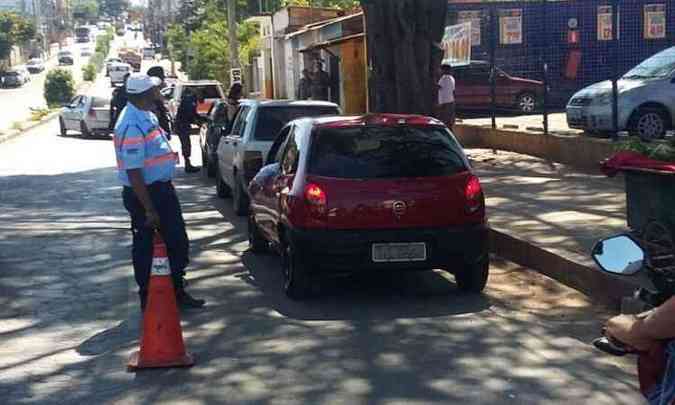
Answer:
[{"left": 454, "top": 124, "right": 616, "bottom": 172}]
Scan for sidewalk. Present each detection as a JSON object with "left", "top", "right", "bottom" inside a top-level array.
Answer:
[
  {"left": 467, "top": 148, "right": 637, "bottom": 304},
  {"left": 462, "top": 112, "right": 583, "bottom": 136}
]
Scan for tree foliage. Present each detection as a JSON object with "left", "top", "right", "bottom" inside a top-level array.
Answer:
[
  {"left": 72, "top": 0, "right": 100, "bottom": 20},
  {"left": 280, "top": 0, "right": 359, "bottom": 9},
  {"left": 0, "top": 12, "right": 36, "bottom": 64},
  {"left": 44, "top": 69, "right": 75, "bottom": 107},
  {"left": 99, "top": 0, "right": 129, "bottom": 18},
  {"left": 166, "top": 0, "right": 359, "bottom": 86}
]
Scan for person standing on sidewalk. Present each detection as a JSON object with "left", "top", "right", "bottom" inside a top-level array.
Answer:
[
  {"left": 174, "top": 89, "right": 201, "bottom": 173},
  {"left": 114, "top": 73, "right": 206, "bottom": 311},
  {"left": 146, "top": 66, "right": 172, "bottom": 139},
  {"left": 310, "top": 60, "right": 331, "bottom": 101},
  {"left": 109, "top": 73, "right": 130, "bottom": 131},
  {"left": 296, "top": 69, "right": 311, "bottom": 100},
  {"left": 436, "top": 64, "right": 456, "bottom": 131},
  {"left": 226, "top": 83, "right": 243, "bottom": 121}
]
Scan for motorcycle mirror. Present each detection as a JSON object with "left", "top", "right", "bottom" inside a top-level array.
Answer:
[{"left": 592, "top": 235, "right": 645, "bottom": 276}]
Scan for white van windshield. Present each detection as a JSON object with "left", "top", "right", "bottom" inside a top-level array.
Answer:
[{"left": 624, "top": 47, "right": 675, "bottom": 79}]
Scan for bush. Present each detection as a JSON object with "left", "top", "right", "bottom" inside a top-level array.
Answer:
[
  {"left": 82, "top": 63, "right": 96, "bottom": 81},
  {"left": 44, "top": 69, "right": 75, "bottom": 107}
]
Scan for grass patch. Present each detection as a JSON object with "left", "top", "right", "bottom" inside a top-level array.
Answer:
[
  {"left": 30, "top": 108, "right": 51, "bottom": 121},
  {"left": 10, "top": 121, "right": 23, "bottom": 131}
]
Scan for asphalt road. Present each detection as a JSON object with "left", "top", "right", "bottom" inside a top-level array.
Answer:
[{"left": 0, "top": 64, "right": 646, "bottom": 405}]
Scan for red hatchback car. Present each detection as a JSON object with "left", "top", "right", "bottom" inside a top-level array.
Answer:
[{"left": 247, "top": 114, "right": 489, "bottom": 299}]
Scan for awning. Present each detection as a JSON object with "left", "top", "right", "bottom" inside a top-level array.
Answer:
[
  {"left": 285, "top": 12, "right": 364, "bottom": 40},
  {"left": 299, "top": 33, "right": 365, "bottom": 53}
]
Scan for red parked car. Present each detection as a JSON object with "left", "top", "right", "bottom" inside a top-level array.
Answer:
[
  {"left": 453, "top": 61, "right": 544, "bottom": 114},
  {"left": 247, "top": 114, "right": 489, "bottom": 299}
]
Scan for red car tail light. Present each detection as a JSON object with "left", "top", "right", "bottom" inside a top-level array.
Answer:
[
  {"left": 465, "top": 175, "right": 484, "bottom": 214},
  {"left": 305, "top": 183, "right": 327, "bottom": 206}
]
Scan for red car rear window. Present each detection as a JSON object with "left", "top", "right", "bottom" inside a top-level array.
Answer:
[{"left": 308, "top": 126, "right": 468, "bottom": 179}]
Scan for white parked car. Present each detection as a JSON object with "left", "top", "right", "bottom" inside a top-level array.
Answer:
[
  {"left": 215, "top": 100, "right": 340, "bottom": 215},
  {"left": 26, "top": 58, "right": 45, "bottom": 73},
  {"left": 109, "top": 62, "right": 132, "bottom": 87},
  {"left": 167, "top": 80, "right": 225, "bottom": 119},
  {"left": 567, "top": 46, "right": 675, "bottom": 140},
  {"left": 59, "top": 95, "right": 111, "bottom": 137}
]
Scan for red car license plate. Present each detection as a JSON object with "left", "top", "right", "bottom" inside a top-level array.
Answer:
[{"left": 372, "top": 243, "right": 427, "bottom": 263}]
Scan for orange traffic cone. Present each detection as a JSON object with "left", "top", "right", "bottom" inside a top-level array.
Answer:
[{"left": 128, "top": 232, "right": 194, "bottom": 370}]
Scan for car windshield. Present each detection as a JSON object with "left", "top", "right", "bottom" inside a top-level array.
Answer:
[
  {"left": 623, "top": 47, "right": 675, "bottom": 79},
  {"left": 308, "top": 126, "right": 468, "bottom": 179},
  {"left": 91, "top": 97, "right": 109, "bottom": 108},
  {"left": 187, "top": 85, "right": 221, "bottom": 99},
  {"left": 254, "top": 106, "right": 339, "bottom": 141}
]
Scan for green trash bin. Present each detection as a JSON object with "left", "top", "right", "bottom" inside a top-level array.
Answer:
[{"left": 624, "top": 168, "right": 675, "bottom": 235}]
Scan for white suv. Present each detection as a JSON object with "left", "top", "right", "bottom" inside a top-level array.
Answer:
[{"left": 215, "top": 100, "right": 340, "bottom": 215}]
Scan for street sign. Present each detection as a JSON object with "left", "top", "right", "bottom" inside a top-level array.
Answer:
[{"left": 230, "top": 68, "right": 242, "bottom": 84}]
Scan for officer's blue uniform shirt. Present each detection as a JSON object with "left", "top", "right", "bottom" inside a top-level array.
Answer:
[{"left": 114, "top": 102, "right": 177, "bottom": 186}]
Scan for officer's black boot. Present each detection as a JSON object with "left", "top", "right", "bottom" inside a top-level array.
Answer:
[
  {"left": 177, "top": 288, "right": 206, "bottom": 308},
  {"left": 184, "top": 158, "right": 200, "bottom": 173},
  {"left": 173, "top": 276, "right": 205, "bottom": 308}
]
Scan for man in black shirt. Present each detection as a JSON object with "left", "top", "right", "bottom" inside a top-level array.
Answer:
[
  {"left": 146, "top": 66, "right": 172, "bottom": 139},
  {"left": 174, "top": 90, "right": 201, "bottom": 173},
  {"left": 109, "top": 73, "right": 130, "bottom": 130}
]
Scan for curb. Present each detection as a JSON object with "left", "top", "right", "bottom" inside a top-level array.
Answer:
[
  {"left": 0, "top": 111, "right": 61, "bottom": 145},
  {"left": 488, "top": 227, "right": 637, "bottom": 308}
]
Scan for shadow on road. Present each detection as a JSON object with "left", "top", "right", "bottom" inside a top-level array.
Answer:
[{"left": 0, "top": 160, "right": 642, "bottom": 404}]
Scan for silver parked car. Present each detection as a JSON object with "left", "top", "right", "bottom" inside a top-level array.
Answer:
[
  {"left": 567, "top": 47, "right": 675, "bottom": 140},
  {"left": 59, "top": 95, "right": 111, "bottom": 137}
]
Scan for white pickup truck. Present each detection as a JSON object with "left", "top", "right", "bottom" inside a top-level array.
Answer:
[{"left": 59, "top": 95, "right": 111, "bottom": 137}]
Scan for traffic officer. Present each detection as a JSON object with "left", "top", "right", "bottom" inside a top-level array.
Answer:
[{"left": 114, "top": 73, "right": 205, "bottom": 311}]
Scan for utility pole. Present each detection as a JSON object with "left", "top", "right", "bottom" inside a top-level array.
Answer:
[{"left": 228, "top": 0, "right": 240, "bottom": 69}]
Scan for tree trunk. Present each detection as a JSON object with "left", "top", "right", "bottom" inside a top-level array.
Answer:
[
  {"left": 361, "top": 0, "right": 446, "bottom": 115},
  {"left": 228, "top": 0, "right": 240, "bottom": 69}
]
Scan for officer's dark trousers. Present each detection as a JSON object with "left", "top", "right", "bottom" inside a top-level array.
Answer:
[
  {"left": 175, "top": 124, "right": 191, "bottom": 159},
  {"left": 122, "top": 181, "right": 189, "bottom": 301}
]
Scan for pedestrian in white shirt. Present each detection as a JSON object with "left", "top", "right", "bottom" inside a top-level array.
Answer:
[{"left": 436, "top": 64, "right": 456, "bottom": 130}]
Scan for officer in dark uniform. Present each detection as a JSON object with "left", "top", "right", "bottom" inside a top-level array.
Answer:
[
  {"left": 109, "top": 73, "right": 130, "bottom": 130},
  {"left": 146, "top": 66, "right": 172, "bottom": 139},
  {"left": 114, "top": 73, "right": 205, "bottom": 311},
  {"left": 174, "top": 89, "right": 201, "bottom": 173}
]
